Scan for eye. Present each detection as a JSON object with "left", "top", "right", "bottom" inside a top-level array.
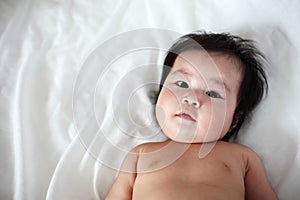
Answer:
[
  {"left": 206, "top": 91, "right": 222, "bottom": 98},
  {"left": 175, "top": 81, "right": 189, "bottom": 88}
]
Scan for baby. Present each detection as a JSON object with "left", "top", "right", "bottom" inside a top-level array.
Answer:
[{"left": 106, "top": 31, "right": 278, "bottom": 200}]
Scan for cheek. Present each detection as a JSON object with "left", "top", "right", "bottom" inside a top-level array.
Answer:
[
  {"left": 156, "top": 87, "right": 179, "bottom": 109},
  {"left": 205, "top": 100, "right": 233, "bottom": 139},
  {"left": 225, "top": 101, "right": 237, "bottom": 127},
  {"left": 155, "top": 88, "right": 179, "bottom": 125},
  {"left": 207, "top": 101, "right": 226, "bottom": 128},
  {"left": 214, "top": 99, "right": 236, "bottom": 134}
]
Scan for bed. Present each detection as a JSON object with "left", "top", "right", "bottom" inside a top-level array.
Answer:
[{"left": 0, "top": 0, "right": 299, "bottom": 199}]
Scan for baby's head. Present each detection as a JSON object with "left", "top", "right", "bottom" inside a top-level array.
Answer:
[{"left": 155, "top": 31, "right": 268, "bottom": 143}]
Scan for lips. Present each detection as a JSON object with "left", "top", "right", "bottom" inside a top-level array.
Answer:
[{"left": 175, "top": 112, "right": 196, "bottom": 122}]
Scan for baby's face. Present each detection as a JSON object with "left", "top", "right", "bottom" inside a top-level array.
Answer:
[{"left": 156, "top": 50, "right": 243, "bottom": 143}]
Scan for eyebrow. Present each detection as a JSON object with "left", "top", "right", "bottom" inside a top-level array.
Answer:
[
  {"left": 172, "top": 69, "right": 193, "bottom": 76},
  {"left": 172, "top": 69, "right": 231, "bottom": 92},
  {"left": 209, "top": 78, "right": 231, "bottom": 92}
]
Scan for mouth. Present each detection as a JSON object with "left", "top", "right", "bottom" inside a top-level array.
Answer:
[{"left": 175, "top": 112, "right": 196, "bottom": 122}]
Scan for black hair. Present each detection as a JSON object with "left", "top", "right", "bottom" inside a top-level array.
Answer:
[{"left": 158, "top": 30, "right": 268, "bottom": 141}]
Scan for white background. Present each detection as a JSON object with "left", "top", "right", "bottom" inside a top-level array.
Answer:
[{"left": 0, "top": 0, "right": 299, "bottom": 199}]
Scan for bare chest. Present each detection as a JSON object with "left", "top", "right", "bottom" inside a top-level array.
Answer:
[{"left": 133, "top": 145, "right": 245, "bottom": 199}]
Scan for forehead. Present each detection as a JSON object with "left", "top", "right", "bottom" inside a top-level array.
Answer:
[
  {"left": 172, "top": 50, "right": 243, "bottom": 92},
  {"left": 173, "top": 50, "right": 242, "bottom": 75}
]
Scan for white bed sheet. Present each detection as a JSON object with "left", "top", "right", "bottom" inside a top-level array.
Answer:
[{"left": 0, "top": 0, "right": 300, "bottom": 199}]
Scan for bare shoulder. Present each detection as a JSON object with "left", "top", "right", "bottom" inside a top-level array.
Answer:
[
  {"left": 225, "top": 143, "right": 280, "bottom": 199},
  {"left": 216, "top": 141, "right": 262, "bottom": 164},
  {"left": 217, "top": 141, "right": 259, "bottom": 154}
]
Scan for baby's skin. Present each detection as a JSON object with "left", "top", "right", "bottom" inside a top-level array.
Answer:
[
  {"left": 106, "top": 50, "right": 278, "bottom": 199},
  {"left": 107, "top": 140, "right": 277, "bottom": 200}
]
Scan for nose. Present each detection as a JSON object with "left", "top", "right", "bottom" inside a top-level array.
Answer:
[{"left": 182, "top": 97, "right": 200, "bottom": 108}]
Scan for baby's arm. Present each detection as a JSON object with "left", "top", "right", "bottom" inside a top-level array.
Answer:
[
  {"left": 105, "top": 146, "right": 140, "bottom": 200},
  {"left": 244, "top": 148, "right": 278, "bottom": 200}
]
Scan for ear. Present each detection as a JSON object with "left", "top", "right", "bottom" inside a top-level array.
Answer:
[{"left": 229, "top": 112, "right": 243, "bottom": 132}]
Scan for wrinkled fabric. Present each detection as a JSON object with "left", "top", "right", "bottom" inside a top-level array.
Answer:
[{"left": 0, "top": 0, "right": 300, "bottom": 199}]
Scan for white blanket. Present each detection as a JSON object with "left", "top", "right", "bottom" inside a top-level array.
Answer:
[{"left": 1, "top": 0, "right": 299, "bottom": 199}]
